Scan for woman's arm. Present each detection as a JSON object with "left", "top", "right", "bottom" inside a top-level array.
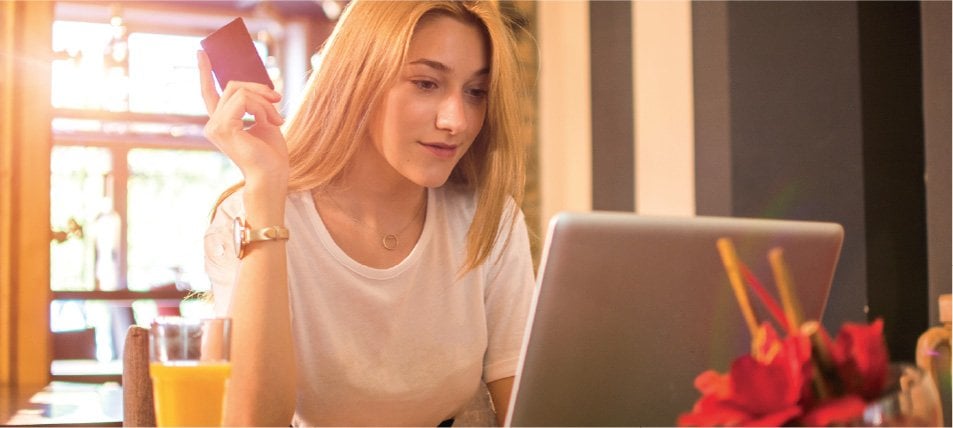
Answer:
[
  {"left": 487, "top": 376, "right": 515, "bottom": 427},
  {"left": 198, "top": 51, "right": 297, "bottom": 426},
  {"left": 483, "top": 205, "right": 535, "bottom": 427}
]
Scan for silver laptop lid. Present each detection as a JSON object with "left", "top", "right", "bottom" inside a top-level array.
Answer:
[{"left": 506, "top": 212, "right": 844, "bottom": 427}]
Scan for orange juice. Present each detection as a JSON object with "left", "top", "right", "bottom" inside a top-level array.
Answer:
[{"left": 150, "top": 361, "right": 231, "bottom": 427}]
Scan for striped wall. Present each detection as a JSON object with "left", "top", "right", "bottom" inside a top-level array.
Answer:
[
  {"left": 537, "top": 0, "right": 695, "bottom": 226},
  {"left": 535, "top": 0, "right": 948, "bottom": 364}
]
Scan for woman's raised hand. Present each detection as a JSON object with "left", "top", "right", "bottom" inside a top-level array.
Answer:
[
  {"left": 199, "top": 52, "right": 296, "bottom": 426},
  {"left": 198, "top": 50, "right": 289, "bottom": 189}
]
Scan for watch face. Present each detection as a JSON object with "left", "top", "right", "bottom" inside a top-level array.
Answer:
[{"left": 233, "top": 216, "right": 244, "bottom": 258}]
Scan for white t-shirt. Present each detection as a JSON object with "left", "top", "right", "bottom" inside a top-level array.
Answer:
[{"left": 204, "top": 185, "right": 535, "bottom": 426}]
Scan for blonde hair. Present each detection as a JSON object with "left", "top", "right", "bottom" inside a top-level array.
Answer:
[{"left": 215, "top": 0, "right": 527, "bottom": 272}]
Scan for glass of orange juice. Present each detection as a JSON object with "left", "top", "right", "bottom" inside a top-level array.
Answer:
[{"left": 149, "top": 317, "right": 232, "bottom": 427}]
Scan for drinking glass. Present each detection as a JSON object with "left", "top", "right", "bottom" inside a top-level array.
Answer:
[
  {"left": 862, "top": 363, "right": 943, "bottom": 427},
  {"left": 149, "top": 317, "right": 232, "bottom": 427}
]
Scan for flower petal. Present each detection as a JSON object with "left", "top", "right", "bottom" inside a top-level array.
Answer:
[
  {"left": 742, "top": 405, "right": 802, "bottom": 427},
  {"left": 729, "top": 353, "right": 803, "bottom": 414},
  {"left": 833, "top": 319, "right": 889, "bottom": 399},
  {"left": 678, "top": 396, "right": 751, "bottom": 427},
  {"left": 695, "top": 370, "right": 731, "bottom": 398},
  {"left": 799, "top": 395, "right": 867, "bottom": 426}
]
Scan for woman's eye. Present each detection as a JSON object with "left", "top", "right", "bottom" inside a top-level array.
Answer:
[
  {"left": 466, "top": 88, "right": 488, "bottom": 100},
  {"left": 413, "top": 80, "right": 437, "bottom": 91}
]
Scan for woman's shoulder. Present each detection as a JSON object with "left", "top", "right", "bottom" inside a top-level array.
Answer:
[
  {"left": 208, "top": 189, "right": 244, "bottom": 229},
  {"left": 219, "top": 189, "right": 244, "bottom": 214}
]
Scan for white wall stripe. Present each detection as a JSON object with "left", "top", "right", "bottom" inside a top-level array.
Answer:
[
  {"left": 633, "top": 0, "right": 696, "bottom": 216},
  {"left": 537, "top": 1, "right": 592, "bottom": 229}
]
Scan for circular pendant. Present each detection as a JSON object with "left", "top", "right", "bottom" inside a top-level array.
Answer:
[{"left": 382, "top": 234, "right": 399, "bottom": 250}]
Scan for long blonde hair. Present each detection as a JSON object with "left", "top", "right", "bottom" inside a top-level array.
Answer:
[{"left": 216, "top": 1, "right": 527, "bottom": 272}]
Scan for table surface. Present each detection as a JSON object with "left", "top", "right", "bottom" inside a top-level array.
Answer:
[
  {"left": 0, "top": 381, "right": 122, "bottom": 427},
  {"left": 50, "top": 360, "right": 123, "bottom": 384}
]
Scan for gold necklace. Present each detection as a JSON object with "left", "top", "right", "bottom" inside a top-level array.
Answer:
[{"left": 323, "top": 191, "right": 426, "bottom": 251}]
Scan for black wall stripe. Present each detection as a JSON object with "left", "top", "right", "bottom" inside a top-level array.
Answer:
[
  {"left": 692, "top": 1, "right": 732, "bottom": 217},
  {"left": 691, "top": 1, "right": 932, "bottom": 363},
  {"left": 858, "top": 1, "right": 927, "bottom": 363},
  {"left": 589, "top": 1, "right": 634, "bottom": 212}
]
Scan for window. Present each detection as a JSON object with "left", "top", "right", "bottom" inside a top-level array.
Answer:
[{"left": 48, "top": 6, "right": 278, "bottom": 381}]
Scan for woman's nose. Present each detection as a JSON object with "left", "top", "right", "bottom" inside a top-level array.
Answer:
[{"left": 435, "top": 94, "right": 467, "bottom": 135}]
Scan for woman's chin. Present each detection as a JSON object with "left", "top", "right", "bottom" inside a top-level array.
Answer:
[
  {"left": 400, "top": 166, "right": 457, "bottom": 189},
  {"left": 416, "top": 176, "right": 452, "bottom": 189}
]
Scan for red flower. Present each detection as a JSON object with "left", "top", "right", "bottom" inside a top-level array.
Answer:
[
  {"left": 678, "top": 369, "right": 802, "bottom": 427},
  {"left": 694, "top": 241, "right": 892, "bottom": 426},
  {"left": 679, "top": 320, "right": 890, "bottom": 427},
  {"left": 830, "top": 318, "right": 889, "bottom": 401},
  {"left": 678, "top": 323, "right": 810, "bottom": 427},
  {"left": 799, "top": 395, "right": 867, "bottom": 427}
]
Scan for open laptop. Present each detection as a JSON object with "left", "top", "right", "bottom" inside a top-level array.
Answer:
[{"left": 505, "top": 212, "right": 844, "bottom": 427}]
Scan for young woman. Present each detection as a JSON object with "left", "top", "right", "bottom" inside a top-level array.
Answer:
[{"left": 198, "top": 1, "right": 534, "bottom": 426}]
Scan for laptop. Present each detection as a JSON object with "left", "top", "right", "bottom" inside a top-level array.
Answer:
[{"left": 505, "top": 212, "right": 844, "bottom": 427}]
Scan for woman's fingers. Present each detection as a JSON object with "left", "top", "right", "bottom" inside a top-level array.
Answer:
[
  {"left": 197, "top": 50, "right": 221, "bottom": 115},
  {"left": 213, "top": 81, "right": 284, "bottom": 129},
  {"left": 220, "top": 82, "right": 282, "bottom": 114},
  {"left": 198, "top": 49, "right": 282, "bottom": 126},
  {"left": 196, "top": 51, "right": 288, "bottom": 187},
  {"left": 198, "top": 49, "right": 286, "bottom": 170},
  {"left": 262, "top": 101, "right": 285, "bottom": 127},
  {"left": 231, "top": 89, "right": 284, "bottom": 127},
  {"left": 207, "top": 89, "right": 284, "bottom": 136},
  {"left": 244, "top": 99, "right": 285, "bottom": 129}
]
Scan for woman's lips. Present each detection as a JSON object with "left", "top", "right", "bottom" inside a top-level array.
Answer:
[{"left": 419, "top": 142, "right": 458, "bottom": 159}]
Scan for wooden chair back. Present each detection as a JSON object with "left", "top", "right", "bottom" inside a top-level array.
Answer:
[{"left": 122, "top": 325, "right": 155, "bottom": 427}]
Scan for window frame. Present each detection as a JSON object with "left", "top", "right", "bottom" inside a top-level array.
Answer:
[{"left": 47, "top": 3, "right": 273, "bottom": 382}]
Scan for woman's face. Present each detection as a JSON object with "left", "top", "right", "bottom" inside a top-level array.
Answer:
[{"left": 368, "top": 14, "right": 489, "bottom": 188}]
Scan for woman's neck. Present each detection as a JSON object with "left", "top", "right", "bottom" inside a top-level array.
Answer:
[
  {"left": 311, "top": 153, "right": 428, "bottom": 265},
  {"left": 317, "top": 147, "right": 427, "bottom": 231}
]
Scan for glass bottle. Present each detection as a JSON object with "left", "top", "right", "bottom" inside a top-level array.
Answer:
[{"left": 917, "top": 293, "right": 951, "bottom": 426}]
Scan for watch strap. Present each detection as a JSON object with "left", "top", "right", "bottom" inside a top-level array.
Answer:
[
  {"left": 243, "top": 225, "right": 290, "bottom": 243},
  {"left": 235, "top": 216, "right": 289, "bottom": 259}
]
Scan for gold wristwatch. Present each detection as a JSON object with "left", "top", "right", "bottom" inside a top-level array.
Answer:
[{"left": 233, "top": 216, "right": 289, "bottom": 259}]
